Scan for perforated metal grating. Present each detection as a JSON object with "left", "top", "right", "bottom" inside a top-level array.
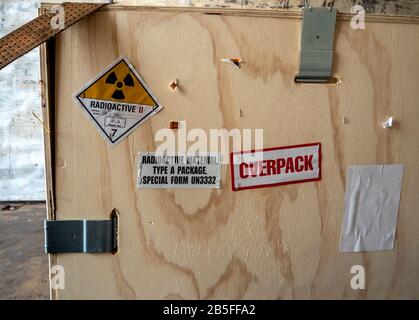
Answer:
[{"left": 0, "top": 2, "right": 106, "bottom": 70}]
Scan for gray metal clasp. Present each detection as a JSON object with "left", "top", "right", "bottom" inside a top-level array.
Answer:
[
  {"left": 44, "top": 209, "right": 119, "bottom": 254},
  {"left": 295, "top": 2, "right": 337, "bottom": 83}
]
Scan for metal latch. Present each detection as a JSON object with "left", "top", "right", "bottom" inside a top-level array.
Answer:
[
  {"left": 295, "top": 2, "right": 337, "bottom": 83},
  {"left": 44, "top": 209, "right": 118, "bottom": 254}
]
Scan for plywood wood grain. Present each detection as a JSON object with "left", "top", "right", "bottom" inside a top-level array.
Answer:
[{"left": 46, "top": 6, "right": 419, "bottom": 299}]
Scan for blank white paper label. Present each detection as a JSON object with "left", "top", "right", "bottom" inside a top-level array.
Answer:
[{"left": 340, "top": 165, "right": 404, "bottom": 252}]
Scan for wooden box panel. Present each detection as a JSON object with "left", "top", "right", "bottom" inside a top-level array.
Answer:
[{"left": 44, "top": 6, "right": 419, "bottom": 299}]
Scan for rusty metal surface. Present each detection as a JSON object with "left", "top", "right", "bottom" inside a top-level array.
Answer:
[{"left": 0, "top": 2, "right": 106, "bottom": 70}]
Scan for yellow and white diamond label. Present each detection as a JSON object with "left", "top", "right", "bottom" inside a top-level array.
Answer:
[{"left": 73, "top": 56, "right": 163, "bottom": 145}]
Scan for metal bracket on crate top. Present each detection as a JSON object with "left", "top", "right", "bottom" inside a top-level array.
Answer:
[
  {"left": 44, "top": 209, "right": 119, "bottom": 254},
  {"left": 295, "top": 3, "right": 337, "bottom": 83}
]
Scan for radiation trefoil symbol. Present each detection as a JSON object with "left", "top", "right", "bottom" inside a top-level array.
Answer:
[
  {"left": 73, "top": 56, "right": 163, "bottom": 145},
  {"left": 105, "top": 71, "right": 134, "bottom": 100}
]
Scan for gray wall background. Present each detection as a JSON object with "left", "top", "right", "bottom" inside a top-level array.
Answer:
[
  {"left": 1, "top": 0, "right": 418, "bottom": 201},
  {"left": 0, "top": 0, "right": 44, "bottom": 201}
]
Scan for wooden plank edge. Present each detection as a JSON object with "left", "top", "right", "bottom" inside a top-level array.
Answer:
[
  {"left": 39, "top": 6, "right": 58, "bottom": 301},
  {"left": 40, "top": 3, "right": 419, "bottom": 25}
]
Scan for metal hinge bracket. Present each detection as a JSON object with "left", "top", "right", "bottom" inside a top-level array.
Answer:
[
  {"left": 44, "top": 209, "right": 119, "bottom": 254},
  {"left": 295, "top": 6, "right": 337, "bottom": 83}
]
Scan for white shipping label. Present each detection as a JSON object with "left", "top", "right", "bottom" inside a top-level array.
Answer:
[
  {"left": 340, "top": 165, "right": 404, "bottom": 252},
  {"left": 230, "top": 143, "right": 321, "bottom": 191},
  {"left": 137, "top": 153, "right": 221, "bottom": 189}
]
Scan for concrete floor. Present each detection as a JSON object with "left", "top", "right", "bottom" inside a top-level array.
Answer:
[{"left": 0, "top": 202, "right": 49, "bottom": 299}]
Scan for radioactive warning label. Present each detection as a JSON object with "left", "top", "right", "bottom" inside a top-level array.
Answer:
[
  {"left": 73, "top": 56, "right": 163, "bottom": 145},
  {"left": 137, "top": 153, "right": 222, "bottom": 189}
]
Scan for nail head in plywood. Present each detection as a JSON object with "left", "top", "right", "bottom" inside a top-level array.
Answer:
[{"left": 169, "top": 121, "right": 180, "bottom": 130}]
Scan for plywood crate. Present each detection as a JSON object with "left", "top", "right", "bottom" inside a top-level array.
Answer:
[{"left": 40, "top": 4, "right": 419, "bottom": 299}]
